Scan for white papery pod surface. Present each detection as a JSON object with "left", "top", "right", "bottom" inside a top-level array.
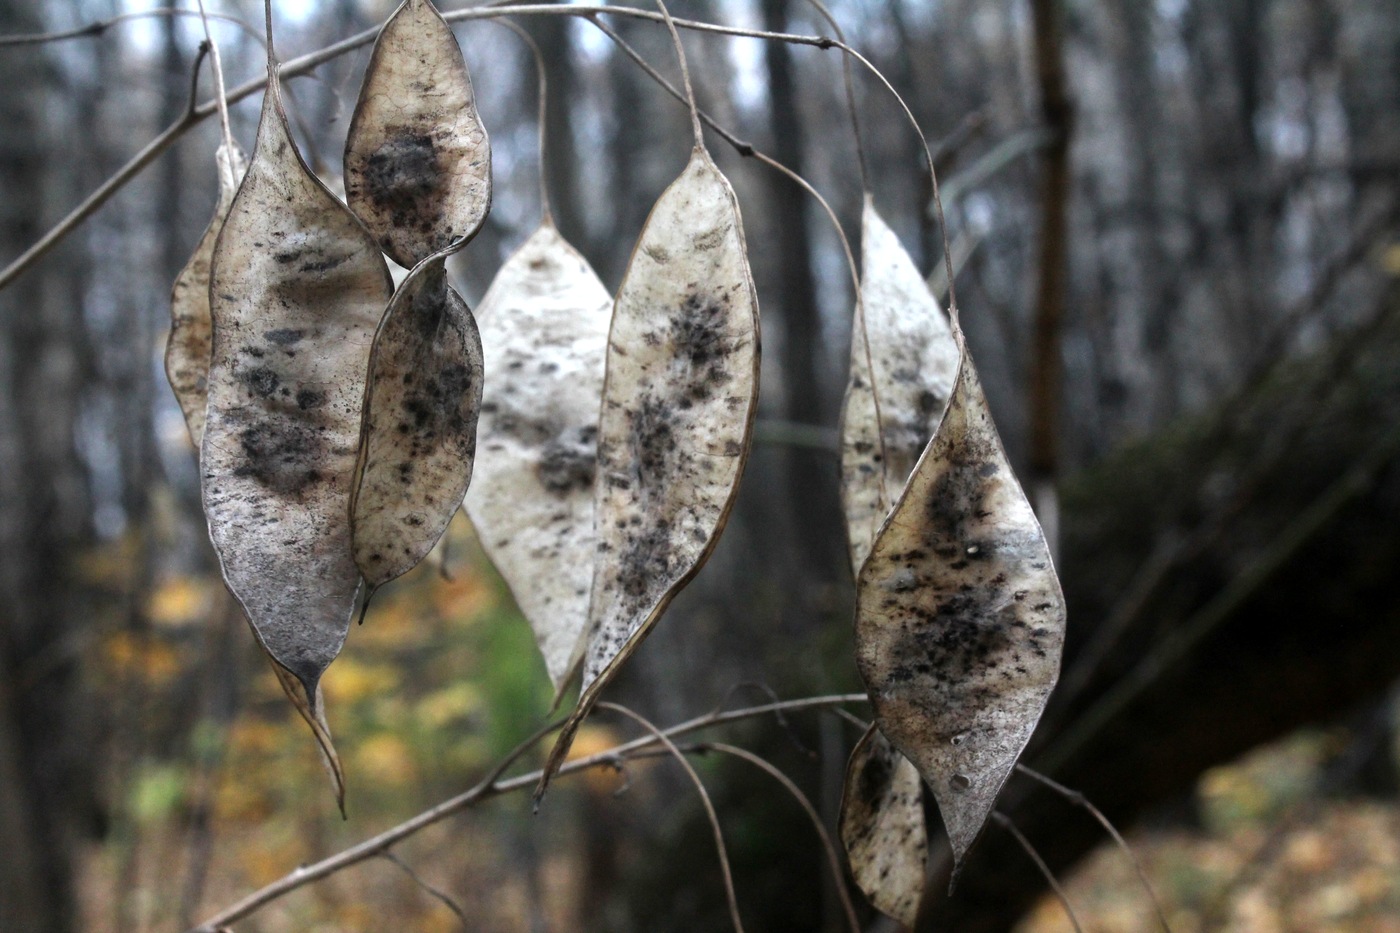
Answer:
[
  {"left": 464, "top": 221, "right": 612, "bottom": 695},
  {"left": 167, "top": 143, "right": 247, "bottom": 446},
  {"left": 351, "top": 253, "right": 483, "bottom": 591},
  {"left": 840, "top": 195, "right": 958, "bottom": 575},
  {"left": 539, "top": 148, "right": 760, "bottom": 793},
  {"left": 839, "top": 725, "right": 928, "bottom": 927},
  {"left": 855, "top": 333, "right": 1065, "bottom": 876},
  {"left": 202, "top": 72, "right": 392, "bottom": 775}
]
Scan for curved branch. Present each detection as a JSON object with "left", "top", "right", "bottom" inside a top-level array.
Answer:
[
  {"left": 0, "top": 8, "right": 261, "bottom": 47},
  {"left": 185, "top": 693, "right": 866, "bottom": 932},
  {"left": 0, "top": 2, "right": 855, "bottom": 292}
]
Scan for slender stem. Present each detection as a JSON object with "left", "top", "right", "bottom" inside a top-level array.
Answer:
[
  {"left": 588, "top": 14, "right": 890, "bottom": 506},
  {"left": 0, "top": 8, "right": 261, "bottom": 47},
  {"left": 1015, "top": 764, "right": 1172, "bottom": 933},
  {"left": 601, "top": 704, "right": 745, "bottom": 933},
  {"left": 185, "top": 42, "right": 211, "bottom": 119},
  {"left": 0, "top": 3, "right": 863, "bottom": 292},
  {"left": 704, "top": 742, "right": 862, "bottom": 933},
  {"left": 490, "top": 18, "right": 553, "bottom": 224},
  {"left": 826, "top": 39, "right": 958, "bottom": 318},
  {"left": 264, "top": 0, "right": 277, "bottom": 75},
  {"left": 1027, "top": 0, "right": 1074, "bottom": 544},
  {"left": 803, "top": 0, "right": 868, "bottom": 193},
  {"left": 380, "top": 851, "right": 470, "bottom": 929},
  {"left": 992, "top": 812, "right": 1084, "bottom": 933},
  {"left": 186, "top": 694, "right": 866, "bottom": 931},
  {"left": 653, "top": 0, "right": 704, "bottom": 150},
  {"left": 194, "top": 0, "right": 234, "bottom": 153}
]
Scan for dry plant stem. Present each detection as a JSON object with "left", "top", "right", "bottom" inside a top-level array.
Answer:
[
  {"left": 0, "top": 3, "right": 917, "bottom": 292},
  {"left": 185, "top": 42, "right": 212, "bottom": 119},
  {"left": 588, "top": 14, "right": 890, "bottom": 501},
  {"left": 600, "top": 703, "right": 746, "bottom": 933},
  {"left": 828, "top": 707, "right": 871, "bottom": 732},
  {"left": 652, "top": 0, "right": 704, "bottom": 149},
  {"left": 194, "top": 0, "right": 234, "bottom": 152},
  {"left": 1014, "top": 764, "right": 1172, "bottom": 933},
  {"left": 708, "top": 681, "right": 815, "bottom": 758},
  {"left": 991, "top": 812, "right": 1084, "bottom": 933},
  {"left": 803, "top": 0, "right": 868, "bottom": 192},
  {"left": 490, "top": 18, "right": 552, "bottom": 221},
  {"left": 0, "top": 7, "right": 260, "bottom": 46},
  {"left": 380, "top": 851, "right": 470, "bottom": 929},
  {"left": 704, "top": 742, "right": 862, "bottom": 933},
  {"left": 263, "top": 0, "right": 275, "bottom": 65},
  {"left": 187, "top": 694, "right": 866, "bottom": 932}
]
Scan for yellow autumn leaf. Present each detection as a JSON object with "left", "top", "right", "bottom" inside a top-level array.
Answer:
[
  {"left": 322, "top": 656, "right": 400, "bottom": 705},
  {"left": 101, "top": 632, "right": 181, "bottom": 686},
  {"left": 566, "top": 724, "right": 634, "bottom": 796},
  {"left": 431, "top": 566, "right": 495, "bottom": 620},
  {"left": 74, "top": 534, "right": 142, "bottom": 588},
  {"left": 145, "top": 575, "right": 214, "bottom": 627},
  {"left": 354, "top": 733, "right": 419, "bottom": 787},
  {"left": 417, "top": 682, "right": 482, "bottom": 729}
]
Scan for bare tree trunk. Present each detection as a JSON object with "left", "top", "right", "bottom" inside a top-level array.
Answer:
[
  {"left": 761, "top": 0, "right": 845, "bottom": 589},
  {"left": 1027, "top": 0, "right": 1073, "bottom": 555},
  {"left": 0, "top": 4, "right": 100, "bottom": 931}
]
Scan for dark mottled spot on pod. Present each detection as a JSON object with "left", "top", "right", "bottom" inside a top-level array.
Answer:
[
  {"left": 537, "top": 437, "right": 596, "bottom": 493},
  {"left": 239, "top": 366, "right": 281, "bottom": 398},
  {"left": 364, "top": 132, "right": 443, "bottom": 235},
  {"left": 265, "top": 328, "right": 304, "bottom": 345}
]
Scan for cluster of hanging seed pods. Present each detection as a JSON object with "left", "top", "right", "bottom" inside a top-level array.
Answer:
[{"left": 167, "top": 0, "right": 1065, "bottom": 919}]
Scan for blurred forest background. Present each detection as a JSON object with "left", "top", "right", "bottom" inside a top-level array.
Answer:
[{"left": 2, "top": 0, "right": 1400, "bottom": 931}]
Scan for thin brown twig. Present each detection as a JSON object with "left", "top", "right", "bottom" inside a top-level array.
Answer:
[
  {"left": 803, "top": 0, "right": 868, "bottom": 192},
  {"left": 828, "top": 707, "right": 870, "bottom": 732},
  {"left": 992, "top": 812, "right": 1084, "bottom": 933},
  {"left": 587, "top": 13, "right": 892, "bottom": 510},
  {"left": 652, "top": 0, "right": 703, "bottom": 151},
  {"left": 0, "top": 7, "right": 261, "bottom": 47},
  {"left": 186, "top": 693, "right": 866, "bottom": 931},
  {"left": 193, "top": 0, "right": 234, "bottom": 152},
  {"left": 488, "top": 18, "right": 552, "bottom": 223},
  {"left": 600, "top": 703, "right": 746, "bottom": 933},
  {"left": 380, "top": 850, "right": 470, "bottom": 929},
  {"left": 704, "top": 741, "right": 862, "bottom": 933},
  {"left": 185, "top": 41, "right": 212, "bottom": 119},
  {"left": 709, "top": 681, "right": 814, "bottom": 758},
  {"left": 1015, "top": 764, "right": 1172, "bottom": 933},
  {"left": 0, "top": 3, "right": 892, "bottom": 292}
]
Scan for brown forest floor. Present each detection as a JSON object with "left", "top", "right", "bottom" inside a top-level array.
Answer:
[{"left": 1019, "top": 731, "right": 1400, "bottom": 933}]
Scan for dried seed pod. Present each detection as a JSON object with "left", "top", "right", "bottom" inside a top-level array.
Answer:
[
  {"left": 839, "top": 725, "right": 927, "bottom": 927},
  {"left": 841, "top": 196, "right": 958, "bottom": 576},
  {"left": 855, "top": 334, "right": 1065, "bottom": 876},
  {"left": 167, "top": 143, "right": 247, "bottom": 446},
  {"left": 344, "top": 0, "right": 490, "bottom": 268},
  {"left": 351, "top": 252, "right": 483, "bottom": 592},
  {"left": 463, "top": 221, "right": 611, "bottom": 696},
  {"left": 538, "top": 149, "right": 761, "bottom": 794},
  {"left": 202, "top": 70, "right": 393, "bottom": 755},
  {"left": 270, "top": 658, "right": 346, "bottom": 814}
]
